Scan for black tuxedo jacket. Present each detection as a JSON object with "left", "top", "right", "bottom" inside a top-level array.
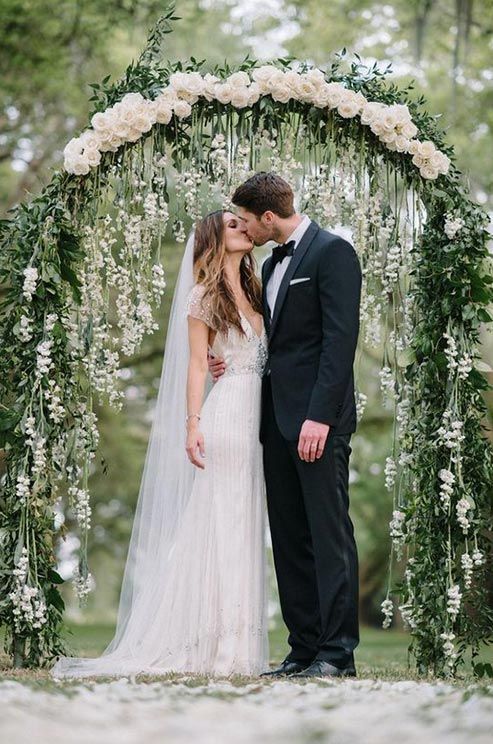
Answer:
[{"left": 260, "top": 220, "right": 362, "bottom": 442}]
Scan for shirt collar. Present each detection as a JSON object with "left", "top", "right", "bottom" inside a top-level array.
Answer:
[{"left": 284, "top": 214, "right": 311, "bottom": 250}]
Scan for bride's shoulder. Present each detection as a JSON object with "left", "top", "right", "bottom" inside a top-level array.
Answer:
[{"left": 186, "top": 283, "right": 213, "bottom": 324}]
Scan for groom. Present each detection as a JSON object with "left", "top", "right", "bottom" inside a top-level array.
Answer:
[{"left": 211, "top": 172, "right": 361, "bottom": 678}]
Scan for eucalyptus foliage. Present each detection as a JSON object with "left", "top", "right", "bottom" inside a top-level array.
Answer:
[{"left": 0, "top": 10, "right": 491, "bottom": 675}]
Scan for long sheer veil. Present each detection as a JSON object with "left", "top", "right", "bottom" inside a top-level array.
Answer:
[{"left": 52, "top": 231, "right": 202, "bottom": 677}]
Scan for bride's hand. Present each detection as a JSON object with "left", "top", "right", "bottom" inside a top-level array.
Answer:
[{"left": 186, "top": 426, "right": 206, "bottom": 469}]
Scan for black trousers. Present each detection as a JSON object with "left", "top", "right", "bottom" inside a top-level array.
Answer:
[{"left": 262, "top": 376, "right": 359, "bottom": 667}]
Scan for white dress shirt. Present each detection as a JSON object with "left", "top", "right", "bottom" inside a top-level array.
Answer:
[{"left": 266, "top": 214, "right": 312, "bottom": 316}]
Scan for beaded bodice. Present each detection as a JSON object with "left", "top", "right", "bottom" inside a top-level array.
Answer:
[{"left": 186, "top": 284, "right": 268, "bottom": 378}]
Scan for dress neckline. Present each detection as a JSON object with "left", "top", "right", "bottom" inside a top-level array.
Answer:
[{"left": 239, "top": 310, "right": 264, "bottom": 340}]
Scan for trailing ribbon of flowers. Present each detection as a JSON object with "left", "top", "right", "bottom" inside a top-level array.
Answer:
[{"left": 63, "top": 67, "right": 450, "bottom": 181}]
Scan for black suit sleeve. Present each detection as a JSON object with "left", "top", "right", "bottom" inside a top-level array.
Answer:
[{"left": 306, "top": 237, "right": 361, "bottom": 427}]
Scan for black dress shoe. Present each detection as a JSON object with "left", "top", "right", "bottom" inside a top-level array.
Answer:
[
  {"left": 260, "top": 659, "right": 310, "bottom": 677},
  {"left": 290, "top": 660, "right": 357, "bottom": 679}
]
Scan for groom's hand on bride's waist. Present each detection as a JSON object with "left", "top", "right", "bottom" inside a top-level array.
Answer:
[
  {"left": 208, "top": 351, "right": 226, "bottom": 382},
  {"left": 298, "top": 420, "right": 330, "bottom": 462}
]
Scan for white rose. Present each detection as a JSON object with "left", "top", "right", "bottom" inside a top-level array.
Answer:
[
  {"left": 104, "top": 134, "right": 123, "bottom": 152},
  {"left": 312, "top": 86, "right": 332, "bottom": 108},
  {"left": 296, "top": 77, "right": 318, "bottom": 103},
  {"left": 111, "top": 119, "right": 132, "bottom": 139},
  {"left": 394, "top": 135, "right": 411, "bottom": 152},
  {"left": 126, "top": 128, "right": 143, "bottom": 143},
  {"left": 247, "top": 82, "right": 261, "bottom": 106},
  {"left": 271, "top": 83, "right": 292, "bottom": 103},
  {"left": 83, "top": 147, "right": 102, "bottom": 167},
  {"left": 91, "top": 112, "right": 114, "bottom": 134},
  {"left": 412, "top": 153, "right": 426, "bottom": 168},
  {"left": 119, "top": 92, "right": 145, "bottom": 109},
  {"left": 214, "top": 83, "right": 233, "bottom": 105},
  {"left": 360, "top": 101, "right": 385, "bottom": 125},
  {"left": 252, "top": 65, "right": 279, "bottom": 84},
  {"left": 173, "top": 100, "right": 192, "bottom": 119},
  {"left": 391, "top": 104, "right": 412, "bottom": 123},
  {"left": 155, "top": 98, "right": 173, "bottom": 124},
  {"left": 379, "top": 130, "right": 397, "bottom": 144},
  {"left": 431, "top": 151, "right": 450, "bottom": 174},
  {"left": 370, "top": 117, "right": 387, "bottom": 136},
  {"left": 420, "top": 165, "right": 439, "bottom": 180},
  {"left": 227, "top": 71, "right": 251, "bottom": 88},
  {"left": 407, "top": 140, "right": 420, "bottom": 155},
  {"left": 80, "top": 130, "right": 102, "bottom": 150},
  {"left": 304, "top": 69, "right": 326, "bottom": 87},
  {"left": 64, "top": 137, "right": 83, "bottom": 158},
  {"left": 231, "top": 87, "right": 251, "bottom": 108},
  {"left": 325, "top": 82, "right": 345, "bottom": 108},
  {"left": 169, "top": 72, "right": 204, "bottom": 102},
  {"left": 284, "top": 71, "right": 302, "bottom": 90},
  {"left": 380, "top": 110, "right": 397, "bottom": 132},
  {"left": 70, "top": 157, "right": 91, "bottom": 176},
  {"left": 401, "top": 121, "right": 418, "bottom": 139},
  {"left": 337, "top": 100, "right": 361, "bottom": 118},
  {"left": 418, "top": 140, "right": 436, "bottom": 158},
  {"left": 203, "top": 73, "right": 220, "bottom": 101},
  {"left": 133, "top": 113, "right": 154, "bottom": 133},
  {"left": 158, "top": 86, "right": 179, "bottom": 106}
]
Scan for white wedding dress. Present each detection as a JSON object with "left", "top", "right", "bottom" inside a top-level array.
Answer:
[{"left": 51, "top": 281, "right": 269, "bottom": 679}]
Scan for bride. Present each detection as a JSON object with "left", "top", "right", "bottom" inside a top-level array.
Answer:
[{"left": 51, "top": 210, "right": 269, "bottom": 678}]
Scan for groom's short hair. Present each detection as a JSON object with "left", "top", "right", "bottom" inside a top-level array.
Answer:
[{"left": 232, "top": 172, "right": 294, "bottom": 218}]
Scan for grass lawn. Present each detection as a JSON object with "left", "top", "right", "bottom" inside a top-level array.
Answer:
[{"left": 1, "top": 622, "right": 492, "bottom": 685}]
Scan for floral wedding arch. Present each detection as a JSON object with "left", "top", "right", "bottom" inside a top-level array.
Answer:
[{"left": 1, "top": 11, "right": 492, "bottom": 676}]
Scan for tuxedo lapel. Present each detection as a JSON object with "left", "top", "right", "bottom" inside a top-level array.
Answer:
[
  {"left": 262, "top": 255, "right": 274, "bottom": 333},
  {"left": 268, "top": 221, "right": 319, "bottom": 340}
]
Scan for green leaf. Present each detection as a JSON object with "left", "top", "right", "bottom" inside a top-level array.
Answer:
[
  {"left": 397, "top": 348, "right": 416, "bottom": 368},
  {"left": 47, "top": 569, "right": 65, "bottom": 585},
  {"left": 474, "top": 360, "right": 492, "bottom": 373},
  {"left": 46, "top": 587, "right": 65, "bottom": 612}
]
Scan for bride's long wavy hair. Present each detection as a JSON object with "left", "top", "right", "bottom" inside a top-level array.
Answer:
[{"left": 193, "top": 210, "right": 263, "bottom": 336}]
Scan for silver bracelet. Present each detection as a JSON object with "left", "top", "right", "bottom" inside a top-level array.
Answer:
[{"left": 186, "top": 413, "right": 201, "bottom": 423}]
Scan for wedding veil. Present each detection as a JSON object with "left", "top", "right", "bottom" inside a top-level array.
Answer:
[{"left": 52, "top": 231, "right": 202, "bottom": 677}]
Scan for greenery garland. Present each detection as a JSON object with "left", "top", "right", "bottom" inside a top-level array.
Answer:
[{"left": 0, "top": 10, "right": 491, "bottom": 676}]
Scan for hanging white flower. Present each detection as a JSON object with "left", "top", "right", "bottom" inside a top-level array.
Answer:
[
  {"left": 446, "top": 584, "right": 462, "bottom": 621},
  {"left": 22, "top": 267, "right": 38, "bottom": 301},
  {"left": 381, "top": 598, "right": 394, "bottom": 629},
  {"left": 456, "top": 497, "right": 471, "bottom": 533},
  {"left": 438, "top": 468, "right": 455, "bottom": 507}
]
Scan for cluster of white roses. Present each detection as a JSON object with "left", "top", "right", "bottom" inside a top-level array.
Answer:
[{"left": 63, "top": 67, "right": 450, "bottom": 180}]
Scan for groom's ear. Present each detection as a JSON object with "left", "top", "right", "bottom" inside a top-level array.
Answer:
[{"left": 261, "top": 210, "right": 275, "bottom": 225}]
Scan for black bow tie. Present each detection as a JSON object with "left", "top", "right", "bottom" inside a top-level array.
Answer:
[{"left": 271, "top": 240, "right": 295, "bottom": 267}]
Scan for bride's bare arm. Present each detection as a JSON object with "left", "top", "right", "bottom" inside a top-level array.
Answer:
[{"left": 186, "top": 316, "right": 210, "bottom": 469}]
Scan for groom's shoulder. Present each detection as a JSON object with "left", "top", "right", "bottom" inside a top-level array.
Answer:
[{"left": 311, "top": 222, "right": 356, "bottom": 258}]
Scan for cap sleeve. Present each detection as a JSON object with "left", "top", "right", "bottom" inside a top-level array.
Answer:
[{"left": 186, "top": 284, "right": 215, "bottom": 328}]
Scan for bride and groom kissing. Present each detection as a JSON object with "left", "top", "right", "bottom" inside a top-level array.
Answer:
[{"left": 52, "top": 172, "right": 362, "bottom": 681}]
